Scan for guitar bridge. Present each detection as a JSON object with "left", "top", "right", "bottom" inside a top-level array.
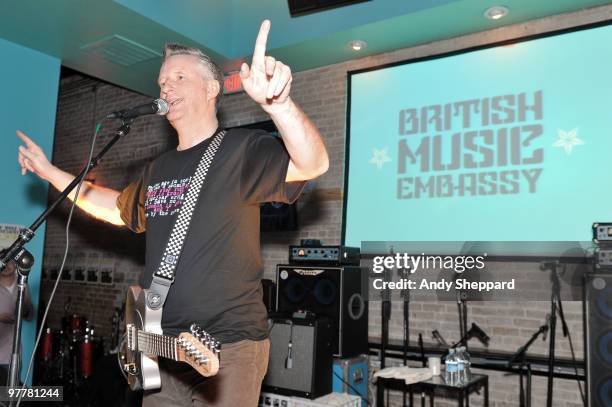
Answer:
[{"left": 124, "top": 362, "right": 138, "bottom": 375}]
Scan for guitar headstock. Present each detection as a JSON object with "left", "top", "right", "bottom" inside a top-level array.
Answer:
[{"left": 176, "top": 324, "right": 220, "bottom": 377}]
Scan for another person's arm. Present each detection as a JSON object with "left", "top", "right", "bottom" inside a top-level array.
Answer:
[
  {"left": 0, "top": 314, "right": 14, "bottom": 323},
  {"left": 16, "top": 130, "right": 125, "bottom": 226}
]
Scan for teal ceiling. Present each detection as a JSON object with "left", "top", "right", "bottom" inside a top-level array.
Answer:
[{"left": 1, "top": 0, "right": 610, "bottom": 97}]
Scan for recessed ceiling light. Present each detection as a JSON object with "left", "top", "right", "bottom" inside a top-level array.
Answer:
[
  {"left": 347, "top": 40, "right": 367, "bottom": 52},
  {"left": 484, "top": 5, "right": 509, "bottom": 20}
]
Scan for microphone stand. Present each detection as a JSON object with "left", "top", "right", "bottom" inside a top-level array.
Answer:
[
  {"left": 399, "top": 268, "right": 410, "bottom": 407},
  {"left": 432, "top": 330, "right": 448, "bottom": 348},
  {"left": 376, "top": 266, "right": 392, "bottom": 407},
  {"left": 456, "top": 286, "right": 469, "bottom": 351},
  {"left": 7, "top": 251, "right": 34, "bottom": 399},
  {"left": 1, "top": 119, "right": 134, "bottom": 393},
  {"left": 440, "top": 323, "right": 490, "bottom": 360},
  {"left": 542, "top": 261, "right": 569, "bottom": 407},
  {"left": 508, "top": 321, "right": 548, "bottom": 407}
]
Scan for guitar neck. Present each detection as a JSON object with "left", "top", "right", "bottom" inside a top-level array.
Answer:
[
  {"left": 125, "top": 322, "right": 221, "bottom": 379},
  {"left": 128, "top": 326, "right": 178, "bottom": 361}
]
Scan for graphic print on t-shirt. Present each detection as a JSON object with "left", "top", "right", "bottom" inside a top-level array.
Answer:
[{"left": 145, "top": 177, "right": 191, "bottom": 217}]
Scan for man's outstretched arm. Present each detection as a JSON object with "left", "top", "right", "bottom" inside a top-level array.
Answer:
[{"left": 16, "top": 130, "right": 125, "bottom": 226}]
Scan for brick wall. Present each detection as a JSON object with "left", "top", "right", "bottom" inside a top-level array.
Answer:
[{"left": 39, "top": 5, "right": 611, "bottom": 405}]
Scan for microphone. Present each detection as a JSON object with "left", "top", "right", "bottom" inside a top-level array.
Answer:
[
  {"left": 105, "top": 99, "right": 169, "bottom": 120},
  {"left": 469, "top": 322, "right": 490, "bottom": 346},
  {"left": 285, "top": 342, "right": 293, "bottom": 369},
  {"left": 15, "top": 249, "right": 34, "bottom": 276},
  {"left": 285, "top": 320, "right": 294, "bottom": 369}
]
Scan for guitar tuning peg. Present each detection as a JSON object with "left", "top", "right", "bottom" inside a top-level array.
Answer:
[{"left": 190, "top": 323, "right": 197, "bottom": 335}]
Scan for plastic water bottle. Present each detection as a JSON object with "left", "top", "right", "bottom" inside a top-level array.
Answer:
[
  {"left": 445, "top": 348, "right": 458, "bottom": 386},
  {"left": 456, "top": 347, "right": 465, "bottom": 385},
  {"left": 462, "top": 346, "right": 472, "bottom": 383}
]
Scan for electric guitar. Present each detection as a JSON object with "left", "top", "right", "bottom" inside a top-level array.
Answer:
[{"left": 120, "top": 285, "right": 221, "bottom": 390}]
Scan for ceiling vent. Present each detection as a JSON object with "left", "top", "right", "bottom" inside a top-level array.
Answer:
[
  {"left": 80, "top": 35, "right": 161, "bottom": 66},
  {"left": 288, "top": 0, "right": 371, "bottom": 17}
]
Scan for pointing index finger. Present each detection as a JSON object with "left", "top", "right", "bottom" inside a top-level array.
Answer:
[
  {"left": 16, "top": 130, "right": 35, "bottom": 147},
  {"left": 252, "top": 20, "right": 271, "bottom": 67}
]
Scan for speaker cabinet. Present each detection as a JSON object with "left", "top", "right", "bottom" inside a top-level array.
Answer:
[
  {"left": 585, "top": 273, "right": 612, "bottom": 407},
  {"left": 263, "top": 317, "right": 333, "bottom": 399},
  {"left": 276, "top": 265, "right": 368, "bottom": 357}
]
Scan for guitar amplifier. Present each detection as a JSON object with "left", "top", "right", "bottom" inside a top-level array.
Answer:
[
  {"left": 276, "top": 265, "right": 368, "bottom": 357},
  {"left": 263, "top": 316, "right": 333, "bottom": 399},
  {"left": 593, "top": 222, "right": 612, "bottom": 244},
  {"left": 289, "top": 245, "right": 360, "bottom": 266}
]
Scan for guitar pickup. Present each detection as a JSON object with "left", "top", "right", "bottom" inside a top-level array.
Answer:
[{"left": 126, "top": 323, "right": 138, "bottom": 351}]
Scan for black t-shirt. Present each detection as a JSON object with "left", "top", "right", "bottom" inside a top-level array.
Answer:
[{"left": 116, "top": 128, "right": 305, "bottom": 343}]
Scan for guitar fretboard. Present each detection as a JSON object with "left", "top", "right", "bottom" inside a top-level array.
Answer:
[{"left": 128, "top": 326, "right": 177, "bottom": 360}]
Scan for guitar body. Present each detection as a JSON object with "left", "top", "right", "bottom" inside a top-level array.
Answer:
[
  {"left": 123, "top": 285, "right": 163, "bottom": 391},
  {"left": 120, "top": 285, "right": 220, "bottom": 391}
]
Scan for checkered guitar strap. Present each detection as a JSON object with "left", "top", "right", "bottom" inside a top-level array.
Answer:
[{"left": 146, "top": 130, "right": 225, "bottom": 310}]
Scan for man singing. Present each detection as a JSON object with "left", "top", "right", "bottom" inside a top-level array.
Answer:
[{"left": 17, "top": 20, "right": 328, "bottom": 406}]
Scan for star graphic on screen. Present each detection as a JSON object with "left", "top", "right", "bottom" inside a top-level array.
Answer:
[
  {"left": 369, "top": 148, "right": 392, "bottom": 169},
  {"left": 552, "top": 128, "right": 584, "bottom": 155}
]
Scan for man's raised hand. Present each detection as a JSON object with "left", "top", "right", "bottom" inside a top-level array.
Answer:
[{"left": 240, "top": 20, "right": 293, "bottom": 112}]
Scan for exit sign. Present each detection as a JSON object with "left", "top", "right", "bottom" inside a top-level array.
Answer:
[{"left": 223, "top": 72, "right": 243, "bottom": 95}]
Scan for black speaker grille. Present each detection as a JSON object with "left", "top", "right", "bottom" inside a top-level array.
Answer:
[
  {"left": 596, "top": 331, "right": 612, "bottom": 365},
  {"left": 595, "top": 376, "right": 612, "bottom": 406},
  {"left": 586, "top": 274, "right": 612, "bottom": 407},
  {"left": 313, "top": 278, "right": 337, "bottom": 305},
  {"left": 595, "top": 285, "right": 612, "bottom": 319}
]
